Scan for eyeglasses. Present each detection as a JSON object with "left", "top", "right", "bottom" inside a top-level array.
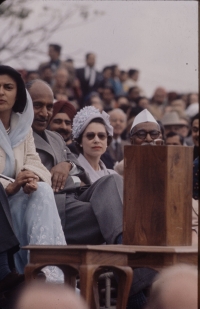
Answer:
[
  {"left": 131, "top": 130, "right": 161, "bottom": 140},
  {"left": 83, "top": 132, "right": 108, "bottom": 140}
]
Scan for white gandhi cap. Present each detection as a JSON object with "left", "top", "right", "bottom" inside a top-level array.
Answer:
[{"left": 130, "top": 109, "right": 158, "bottom": 133}]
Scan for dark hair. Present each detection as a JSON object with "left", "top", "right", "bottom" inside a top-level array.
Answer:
[
  {"left": 103, "top": 86, "right": 115, "bottom": 95},
  {"left": 65, "top": 58, "right": 74, "bottom": 63},
  {"left": 128, "top": 86, "right": 140, "bottom": 96},
  {"left": 128, "top": 69, "right": 139, "bottom": 77},
  {"left": 191, "top": 113, "right": 199, "bottom": 126},
  {"left": 49, "top": 44, "right": 61, "bottom": 53},
  {"left": 166, "top": 131, "right": 184, "bottom": 145},
  {"left": 40, "top": 64, "right": 52, "bottom": 72},
  {"left": 102, "top": 66, "right": 111, "bottom": 73},
  {"left": 85, "top": 53, "right": 94, "bottom": 60},
  {"left": 128, "top": 106, "right": 143, "bottom": 120},
  {"left": 74, "top": 118, "right": 112, "bottom": 154},
  {"left": 0, "top": 65, "right": 27, "bottom": 113}
]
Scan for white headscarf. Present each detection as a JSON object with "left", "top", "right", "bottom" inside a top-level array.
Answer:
[{"left": 0, "top": 90, "right": 34, "bottom": 177}]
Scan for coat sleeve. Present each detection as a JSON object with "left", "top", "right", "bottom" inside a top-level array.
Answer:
[{"left": 23, "top": 129, "right": 52, "bottom": 185}]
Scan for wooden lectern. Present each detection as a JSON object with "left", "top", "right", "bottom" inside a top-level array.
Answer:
[{"left": 123, "top": 145, "right": 193, "bottom": 246}]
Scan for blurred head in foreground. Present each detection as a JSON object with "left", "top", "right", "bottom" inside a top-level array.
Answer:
[
  {"left": 145, "top": 264, "right": 197, "bottom": 309},
  {"left": 14, "top": 282, "right": 89, "bottom": 309}
]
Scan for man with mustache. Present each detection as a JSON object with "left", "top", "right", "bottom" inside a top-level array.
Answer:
[
  {"left": 27, "top": 79, "right": 123, "bottom": 246},
  {"left": 25, "top": 86, "right": 159, "bottom": 309},
  {"left": 49, "top": 100, "right": 76, "bottom": 146},
  {"left": 129, "top": 109, "right": 162, "bottom": 145}
]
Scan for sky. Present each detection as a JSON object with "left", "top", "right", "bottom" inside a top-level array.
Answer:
[{"left": 3, "top": 0, "right": 198, "bottom": 98}]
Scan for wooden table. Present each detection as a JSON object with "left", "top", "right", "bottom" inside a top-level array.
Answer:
[
  {"left": 23, "top": 244, "right": 197, "bottom": 309},
  {"left": 23, "top": 245, "right": 133, "bottom": 309}
]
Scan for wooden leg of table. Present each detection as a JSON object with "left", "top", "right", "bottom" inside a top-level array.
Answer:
[
  {"left": 112, "top": 266, "right": 133, "bottom": 309},
  {"left": 24, "top": 264, "right": 42, "bottom": 282},
  {"left": 60, "top": 265, "right": 78, "bottom": 288},
  {"left": 79, "top": 265, "right": 99, "bottom": 309}
]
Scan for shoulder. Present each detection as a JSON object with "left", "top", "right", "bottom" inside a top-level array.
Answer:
[{"left": 45, "top": 129, "right": 64, "bottom": 141}]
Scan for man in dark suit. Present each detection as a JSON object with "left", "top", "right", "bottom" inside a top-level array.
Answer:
[
  {"left": 107, "top": 108, "right": 130, "bottom": 163},
  {"left": 76, "top": 53, "right": 102, "bottom": 106},
  {"left": 27, "top": 79, "right": 123, "bottom": 245}
]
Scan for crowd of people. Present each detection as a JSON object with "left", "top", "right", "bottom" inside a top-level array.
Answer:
[{"left": 0, "top": 42, "right": 199, "bottom": 309}]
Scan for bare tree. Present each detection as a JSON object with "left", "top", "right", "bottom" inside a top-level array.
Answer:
[{"left": 0, "top": 0, "right": 105, "bottom": 65}]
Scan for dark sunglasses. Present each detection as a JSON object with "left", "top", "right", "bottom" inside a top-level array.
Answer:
[
  {"left": 132, "top": 130, "right": 160, "bottom": 140},
  {"left": 83, "top": 132, "right": 108, "bottom": 140}
]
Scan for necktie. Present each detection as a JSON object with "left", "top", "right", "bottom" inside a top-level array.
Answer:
[{"left": 115, "top": 141, "right": 121, "bottom": 162}]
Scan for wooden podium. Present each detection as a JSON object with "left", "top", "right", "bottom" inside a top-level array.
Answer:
[{"left": 123, "top": 145, "right": 193, "bottom": 246}]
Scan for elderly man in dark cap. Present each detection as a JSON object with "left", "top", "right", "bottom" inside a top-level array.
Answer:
[{"left": 49, "top": 100, "right": 76, "bottom": 146}]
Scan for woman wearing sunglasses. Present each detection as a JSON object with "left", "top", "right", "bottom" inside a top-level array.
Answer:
[{"left": 72, "top": 106, "right": 117, "bottom": 183}]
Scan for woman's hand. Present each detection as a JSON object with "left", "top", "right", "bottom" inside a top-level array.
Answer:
[
  {"left": 23, "top": 178, "right": 38, "bottom": 194},
  {"left": 5, "top": 170, "right": 39, "bottom": 196}
]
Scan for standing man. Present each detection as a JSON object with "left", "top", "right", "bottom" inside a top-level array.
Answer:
[
  {"left": 76, "top": 53, "right": 101, "bottom": 106},
  {"left": 38, "top": 44, "right": 66, "bottom": 75}
]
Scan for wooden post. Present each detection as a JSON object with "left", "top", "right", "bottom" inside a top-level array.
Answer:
[{"left": 123, "top": 145, "right": 193, "bottom": 246}]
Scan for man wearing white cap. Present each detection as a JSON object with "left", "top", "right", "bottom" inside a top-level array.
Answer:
[
  {"left": 130, "top": 109, "right": 161, "bottom": 145},
  {"left": 114, "top": 109, "right": 161, "bottom": 175}
]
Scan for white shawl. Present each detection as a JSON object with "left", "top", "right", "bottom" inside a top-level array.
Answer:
[{"left": 78, "top": 153, "right": 116, "bottom": 184}]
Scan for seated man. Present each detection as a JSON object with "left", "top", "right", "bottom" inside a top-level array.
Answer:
[
  {"left": 27, "top": 79, "right": 123, "bottom": 245},
  {"left": 114, "top": 109, "right": 162, "bottom": 175},
  {"left": 165, "top": 131, "right": 184, "bottom": 146},
  {"left": 107, "top": 108, "right": 130, "bottom": 163},
  {"left": 48, "top": 100, "right": 77, "bottom": 147}
]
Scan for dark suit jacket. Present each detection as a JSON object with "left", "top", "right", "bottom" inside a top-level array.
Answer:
[
  {"left": 33, "top": 130, "right": 90, "bottom": 226},
  {"left": 76, "top": 67, "right": 102, "bottom": 103},
  {"left": 107, "top": 140, "right": 130, "bottom": 163}
]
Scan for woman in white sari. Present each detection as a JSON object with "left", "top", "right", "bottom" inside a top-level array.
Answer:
[
  {"left": 72, "top": 106, "right": 117, "bottom": 183},
  {"left": 0, "top": 65, "right": 65, "bottom": 286}
]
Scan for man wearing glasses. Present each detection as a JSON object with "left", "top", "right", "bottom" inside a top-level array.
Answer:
[
  {"left": 129, "top": 109, "right": 162, "bottom": 145},
  {"left": 114, "top": 109, "right": 162, "bottom": 175}
]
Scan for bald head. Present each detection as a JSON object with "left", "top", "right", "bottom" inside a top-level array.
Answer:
[
  {"left": 146, "top": 264, "right": 197, "bottom": 309},
  {"left": 109, "top": 108, "right": 127, "bottom": 138},
  {"left": 15, "top": 282, "right": 89, "bottom": 309},
  {"left": 27, "top": 79, "right": 54, "bottom": 134}
]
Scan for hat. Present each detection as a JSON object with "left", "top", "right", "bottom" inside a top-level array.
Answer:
[
  {"left": 72, "top": 106, "right": 113, "bottom": 139},
  {"left": 130, "top": 109, "right": 158, "bottom": 132},
  {"left": 52, "top": 100, "right": 76, "bottom": 121},
  {"left": 161, "top": 111, "right": 182, "bottom": 126},
  {"left": 0, "top": 65, "right": 27, "bottom": 113},
  {"left": 185, "top": 103, "right": 199, "bottom": 118}
]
